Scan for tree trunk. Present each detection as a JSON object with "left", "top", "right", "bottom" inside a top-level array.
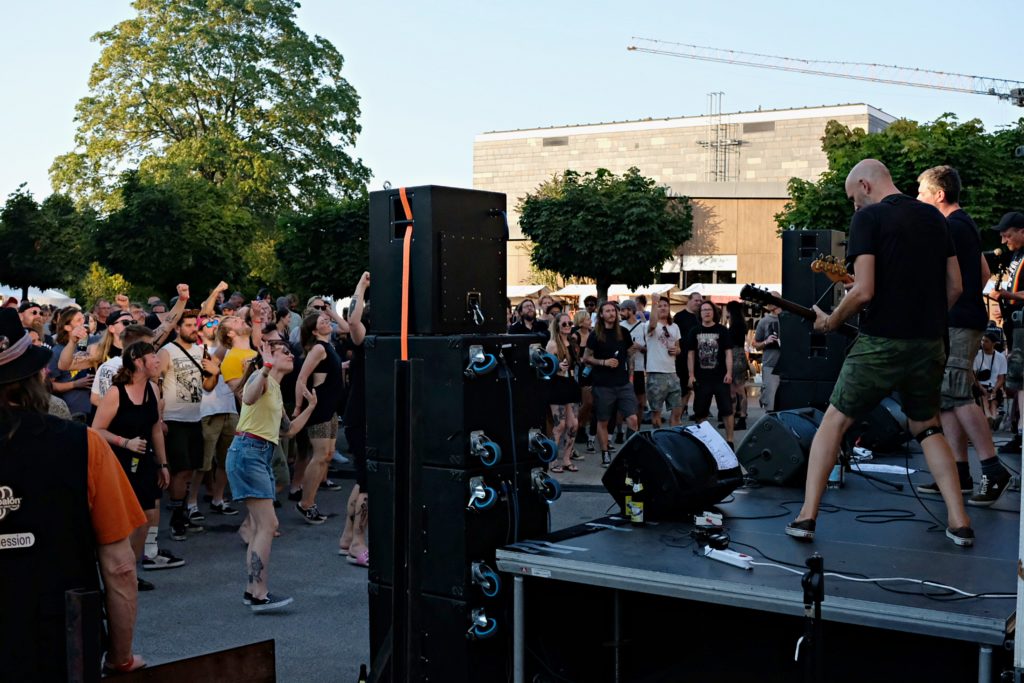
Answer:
[
  {"left": 21, "top": 285, "right": 29, "bottom": 301},
  {"left": 596, "top": 279, "right": 610, "bottom": 303}
]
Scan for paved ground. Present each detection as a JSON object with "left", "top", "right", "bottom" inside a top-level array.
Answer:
[{"left": 133, "top": 401, "right": 1019, "bottom": 679}]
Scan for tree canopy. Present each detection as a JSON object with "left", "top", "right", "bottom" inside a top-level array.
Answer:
[
  {"left": 776, "top": 115, "right": 1024, "bottom": 239},
  {"left": 50, "top": 0, "right": 369, "bottom": 213},
  {"left": 518, "top": 167, "right": 692, "bottom": 301}
]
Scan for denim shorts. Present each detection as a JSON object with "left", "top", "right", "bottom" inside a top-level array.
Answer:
[{"left": 226, "top": 434, "right": 277, "bottom": 500}]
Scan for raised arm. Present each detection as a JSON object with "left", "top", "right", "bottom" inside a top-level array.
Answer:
[
  {"left": 349, "top": 272, "right": 370, "bottom": 345},
  {"left": 152, "top": 284, "right": 190, "bottom": 347},
  {"left": 200, "top": 281, "right": 229, "bottom": 318}
]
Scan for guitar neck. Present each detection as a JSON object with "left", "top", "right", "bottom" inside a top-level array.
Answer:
[{"left": 740, "top": 286, "right": 858, "bottom": 337}]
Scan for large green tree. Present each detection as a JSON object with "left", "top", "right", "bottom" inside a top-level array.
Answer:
[
  {"left": 518, "top": 167, "right": 693, "bottom": 301},
  {"left": 776, "top": 115, "right": 1024, "bottom": 239},
  {"left": 51, "top": 0, "right": 370, "bottom": 213},
  {"left": 276, "top": 194, "right": 368, "bottom": 300},
  {"left": 0, "top": 186, "right": 94, "bottom": 299}
]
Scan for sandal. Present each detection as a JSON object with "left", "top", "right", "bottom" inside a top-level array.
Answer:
[
  {"left": 346, "top": 548, "right": 370, "bottom": 568},
  {"left": 564, "top": 463, "right": 579, "bottom": 472},
  {"left": 102, "top": 654, "right": 146, "bottom": 675},
  {"left": 550, "top": 465, "right": 565, "bottom": 473}
]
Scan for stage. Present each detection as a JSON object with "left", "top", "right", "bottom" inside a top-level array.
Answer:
[{"left": 497, "top": 453, "right": 1019, "bottom": 682}]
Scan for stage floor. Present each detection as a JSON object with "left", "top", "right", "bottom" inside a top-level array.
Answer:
[{"left": 497, "top": 453, "right": 1019, "bottom": 679}]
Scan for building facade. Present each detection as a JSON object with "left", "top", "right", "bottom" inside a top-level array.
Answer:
[{"left": 472, "top": 104, "right": 894, "bottom": 287}]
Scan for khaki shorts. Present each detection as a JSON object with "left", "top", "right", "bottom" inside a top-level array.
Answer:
[
  {"left": 831, "top": 335, "right": 945, "bottom": 422},
  {"left": 201, "top": 413, "right": 238, "bottom": 471},
  {"left": 941, "top": 327, "right": 983, "bottom": 411}
]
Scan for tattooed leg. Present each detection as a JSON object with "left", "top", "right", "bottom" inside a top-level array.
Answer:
[{"left": 247, "top": 552, "right": 264, "bottom": 584}]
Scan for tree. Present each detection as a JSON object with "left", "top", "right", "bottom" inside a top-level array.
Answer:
[
  {"left": 276, "top": 194, "right": 369, "bottom": 300},
  {"left": 0, "top": 186, "right": 94, "bottom": 299},
  {"left": 95, "top": 171, "right": 253, "bottom": 298},
  {"left": 50, "top": 0, "right": 370, "bottom": 213},
  {"left": 776, "top": 115, "right": 1024, "bottom": 239},
  {"left": 518, "top": 168, "right": 693, "bottom": 301},
  {"left": 68, "top": 262, "right": 134, "bottom": 307}
]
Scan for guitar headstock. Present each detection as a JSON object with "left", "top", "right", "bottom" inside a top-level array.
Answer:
[
  {"left": 739, "top": 284, "right": 774, "bottom": 307},
  {"left": 810, "top": 254, "right": 852, "bottom": 284}
]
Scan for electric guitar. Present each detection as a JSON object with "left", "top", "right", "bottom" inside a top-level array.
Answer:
[
  {"left": 810, "top": 254, "right": 854, "bottom": 285},
  {"left": 740, "top": 285, "right": 859, "bottom": 338}
]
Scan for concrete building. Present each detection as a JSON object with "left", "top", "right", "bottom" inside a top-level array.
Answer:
[{"left": 472, "top": 103, "right": 895, "bottom": 287}]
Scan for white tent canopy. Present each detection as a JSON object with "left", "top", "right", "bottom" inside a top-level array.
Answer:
[
  {"left": 0, "top": 284, "right": 76, "bottom": 308},
  {"left": 550, "top": 283, "right": 677, "bottom": 299},
  {"left": 679, "top": 283, "right": 782, "bottom": 302},
  {"left": 507, "top": 285, "right": 550, "bottom": 299}
]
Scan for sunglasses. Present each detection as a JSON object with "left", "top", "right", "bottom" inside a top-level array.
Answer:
[
  {"left": 559, "top": 322, "right": 572, "bottom": 328},
  {"left": 267, "top": 341, "right": 293, "bottom": 356},
  {"left": 312, "top": 304, "right": 328, "bottom": 311},
  {"left": 203, "top": 320, "right": 220, "bottom": 328}
]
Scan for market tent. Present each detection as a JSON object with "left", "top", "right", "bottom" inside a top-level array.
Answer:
[
  {"left": 507, "top": 285, "right": 550, "bottom": 300},
  {"left": 0, "top": 285, "right": 77, "bottom": 308},
  {"left": 551, "top": 283, "right": 677, "bottom": 300},
  {"left": 679, "top": 283, "right": 782, "bottom": 304}
]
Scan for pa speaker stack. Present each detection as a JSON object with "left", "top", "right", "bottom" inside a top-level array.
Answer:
[
  {"left": 776, "top": 230, "right": 848, "bottom": 411},
  {"left": 365, "top": 186, "right": 556, "bottom": 682}
]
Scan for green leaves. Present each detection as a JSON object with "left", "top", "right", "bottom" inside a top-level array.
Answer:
[{"left": 518, "top": 167, "right": 693, "bottom": 300}]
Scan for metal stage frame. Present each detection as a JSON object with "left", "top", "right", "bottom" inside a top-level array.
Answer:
[{"left": 497, "top": 470, "right": 1018, "bottom": 682}]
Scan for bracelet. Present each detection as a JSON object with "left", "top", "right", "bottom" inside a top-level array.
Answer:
[
  {"left": 121, "top": 437, "right": 129, "bottom": 448},
  {"left": 158, "top": 463, "right": 169, "bottom": 469}
]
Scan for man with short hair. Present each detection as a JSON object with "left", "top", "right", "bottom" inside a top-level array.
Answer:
[
  {"left": 786, "top": 159, "right": 973, "bottom": 547},
  {"left": 18, "top": 300, "right": 41, "bottom": 331},
  {"left": 645, "top": 297, "right": 684, "bottom": 426},
  {"left": 583, "top": 295, "right": 598, "bottom": 326},
  {"left": 584, "top": 301, "right": 640, "bottom": 467},
  {"left": 635, "top": 294, "right": 651, "bottom": 321},
  {"left": 753, "top": 298, "right": 782, "bottom": 411},
  {"left": 674, "top": 291, "right": 703, "bottom": 418},
  {"left": 917, "top": 165, "right": 1012, "bottom": 506},
  {"left": 93, "top": 299, "right": 112, "bottom": 333}
]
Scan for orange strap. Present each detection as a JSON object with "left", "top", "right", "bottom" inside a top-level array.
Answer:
[{"left": 399, "top": 188, "right": 413, "bottom": 361}]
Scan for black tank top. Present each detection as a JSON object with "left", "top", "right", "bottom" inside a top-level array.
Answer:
[
  {"left": 308, "top": 340, "right": 343, "bottom": 424},
  {"left": 108, "top": 382, "right": 159, "bottom": 466}
]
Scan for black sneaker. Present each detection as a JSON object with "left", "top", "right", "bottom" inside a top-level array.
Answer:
[
  {"left": 785, "top": 519, "right": 815, "bottom": 541},
  {"left": 137, "top": 577, "right": 155, "bottom": 592},
  {"left": 187, "top": 507, "right": 206, "bottom": 523},
  {"left": 210, "top": 502, "right": 239, "bottom": 515},
  {"left": 945, "top": 526, "right": 975, "bottom": 547},
  {"left": 586, "top": 437, "right": 596, "bottom": 453},
  {"left": 614, "top": 430, "right": 625, "bottom": 445},
  {"left": 287, "top": 489, "right": 303, "bottom": 502},
  {"left": 296, "top": 502, "right": 328, "bottom": 525},
  {"left": 142, "top": 549, "right": 185, "bottom": 571},
  {"left": 998, "top": 435, "right": 1021, "bottom": 454},
  {"left": 916, "top": 479, "right": 973, "bottom": 495},
  {"left": 601, "top": 451, "right": 612, "bottom": 468},
  {"left": 169, "top": 521, "right": 187, "bottom": 541},
  {"left": 319, "top": 479, "right": 343, "bottom": 491},
  {"left": 243, "top": 591, "right": 253, "bottom": 606},
  {"left": 968, "top": 471, "right": 1012, "bottom": 507},
  {"left": 185, "top": 518, "right": 205, "bottom": 533},
  {"left": 249, "top": 593, "right": 294, "bottom": 613},
  {"left": 735, "top": 417, "right": 747, "bottom": 430}
]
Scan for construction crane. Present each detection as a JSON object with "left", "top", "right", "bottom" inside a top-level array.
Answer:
[{"left": 627, "top": 38, "right": 1024, "bottom": 106}]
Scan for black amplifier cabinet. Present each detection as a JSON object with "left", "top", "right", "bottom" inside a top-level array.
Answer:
[
  {"left": 774, "top": 312, "right": 849, "bottom": 382},
  {"left": 369, "top": 185, "right": 507, "bottom": 335},
  {"left": 774, "top": 379, "right": 835, "bottom": 412},
  {"left": 365, "top": 334, "right": 549, "bottom": 467},
  {"left": 366, "top": 460, "right": 550, "bottom": 598},
  {"left": 781, "top": 229, "right": 846, "bottom": 310}
]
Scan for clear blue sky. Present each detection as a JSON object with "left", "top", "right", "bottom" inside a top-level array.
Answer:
[{"left": 2, "top": 0, "right": 1021, "bottom": 202}]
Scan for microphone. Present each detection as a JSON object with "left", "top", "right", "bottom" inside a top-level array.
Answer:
[{"left": 984, "top": 248, "right": 1003, "bottom": 257}]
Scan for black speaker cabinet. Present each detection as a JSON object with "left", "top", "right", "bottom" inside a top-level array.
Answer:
[
  {"left": 369, "top": 582, "right": 509, "bottom": 682},
  {"left": 369, "top": 185, "right": 507, "bottom": 335},
  {"left": 601, "top": 428, "right": 743, "bottom": 521},
  {"left": 781, "top": 229, "right": 846, "bottom": 309},
  {"left": 846, "top": 396, "right": 911, "bottom": 453},
  {"left": 365, "top": 334, "right": 548, "bottom": 467},
  {"left": 774, "top": 379, "right": 835, "bottom": 412},
  {"left": 366, "top": 460, "right": 550, "bottom": 598},
  {"left": 774, "top": 312, "right": 849, "bottom": 382},
  {"left": 736, "top": 407, "right": 823, "bottom": 486}
]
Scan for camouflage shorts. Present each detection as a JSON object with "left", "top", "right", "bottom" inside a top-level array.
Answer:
[
  {"left": 940, "top": 327, "right": 983, "bottom": 411},
  {"left": 646, "top": 372, "right": 683, "bottom": 410},
  {"left": 830, "top": 334, "right": 945, "bottom": 422}
]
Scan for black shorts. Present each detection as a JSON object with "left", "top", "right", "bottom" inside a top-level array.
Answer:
[
  {"left": 692, "top": 380, "right": 733, "bottom": 420},
  {"left": 165, "top": 420, "right": 204, "bottom": 474},
  {"left": 593, "top": 384, "right": 638, "bottom": 422},
  {"left": 633, "top": 371, "right": 646, "bottom": 396},
  {"left": 114, "top": 450, "right": 159, "bottom": 511}
]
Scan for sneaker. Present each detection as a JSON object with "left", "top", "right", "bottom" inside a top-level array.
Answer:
[
  {"left": 169, "top": 521, "right": 187, "bottom": 541},
  {"left": 586, "top": 437, "right": 596, "bottom": 453},
  {"left": 319, "top": 479, "right": 343, "bottom": 491},
  {"left": 243, "top": 591, "right": 253, "bottom": 606},
  {"left": 601, "top": 451, "right": 612, "bottom": 468},
  {"left": 735, "top": 417, "right": 747, "bottom": 430},
  {"left": 296, "top": 502, "right": 328, "bottom": 525},
  {"left": 945, "top": 526, "right": 975, "bottom": 547},
  {"left": 287, "top": 489, "right": 303, "bottom": 502},
  {"left": 785, "top": 519, "right": 815, "bottom": 541},
  {"left": 249, "top": 593, "right": 294, "bottom": 613},
  {"left": 142, "top": 549, "right": 185, "bottom": 571},
  {"left": 998, "top": 435, "right": 1021, "bottom": 455},
  {"left": 185, "top": 518, "right": 205, "bottom": 533},
  {"left": 968, "top": 471, "right": 1012, "bottom": 507},
  {"left": 137, "top": 577, "right": 155, "bottom": 592},
  {"left": 614, "top": 430, "right": 625, "bottom": 445},
  {"left": 916, "top": 479, "right": 973, "bottom": 495},
  {"left": 187, "top": 508, "right": 206, "bottom": 523},
  {"left": 331, "top": 451, "right": 350, "bottom": 465},
  {"left": 210, "top": 501, "right": 239, "bottom": 515}
]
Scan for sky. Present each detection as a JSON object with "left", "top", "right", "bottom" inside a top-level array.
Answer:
[{"left": 1, "top": 0, "right": 1022, "bottom": 202}]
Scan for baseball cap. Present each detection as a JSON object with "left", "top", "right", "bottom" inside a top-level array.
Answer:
[{"left": 992, "top": 211, "right": 1024, "bottom": 232}]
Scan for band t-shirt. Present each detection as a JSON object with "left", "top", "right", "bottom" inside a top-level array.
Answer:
[
  {"left": 946, "top": 209, "right": 987, "bottom": 331},
  {"left": 687, "top": 323, "right": 730, "bottom": 383},
  {"left": 846, "top": 194, "right": 954, "bottom": 340},
  {"left": 586, "top": 326, "right": 632, "bottom": 387}
]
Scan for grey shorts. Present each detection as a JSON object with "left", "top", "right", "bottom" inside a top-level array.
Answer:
[
  {"left": 941, "top": 327, "right": 983, "bottom": 411},
  {"left": 646, "top": 372, "right": 682, "bottom": 410},
  {"left": 593, "top": 384, "right": 638, "bottom": 422}
]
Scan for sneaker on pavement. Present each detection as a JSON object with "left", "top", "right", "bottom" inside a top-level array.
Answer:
[
  {"left": 142, "top": 549, "right": 185, "bottom": 571},
  {"left": 296, "top": 502, "right": 328, "bottom": 525},
  {"left": 968, "top": 471, "right": 1012, "bottom": 507},
  {"left": 185, "top": 518, "right": 205, "bottom": 533},
  {"left": 945, "top": 526, "right": 975, "bottom": 547},
  {"left": 331, "top": 451, "right": 350, "bottom": 465},
  {"left": 601, "top": 451, "right": 612, "bottom": 468},
  {"left": 586, "top": 437, "right": 596, "bottom": 453},
  {"left": 243, "top": 591, "right": 253, "bottom": 606},
  {"left": 319, "top": 479, "right": 343, "bottom": 491},
  {"left": 916, "top": 479, "right": 973, "bottom": 495},
  {"left": 210, "top": 501, "right": 239, "bottom": 515},
  {"left": 169, "top": 521, "right": 187, "bottom": 541},
  {"left": 785, "top": 519, "right": 815, "bottom": 541},
  {"left": 249, "top": 593, "right": 294, "bottom": 613},
  {"left": 287, "top": 489, "right": 303, "bottom": 502},
  {"left": 614, "top": 431, "right": 625, "bottom": 445},
  {"left": 187, "top": 508, "right": 206, "bottom": 523},
  {"left": 137, "top": 577, "right": 155, "bottom": 591}
]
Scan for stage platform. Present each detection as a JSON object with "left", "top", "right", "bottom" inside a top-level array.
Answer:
[{"left": 497, "top": 454, "right": 1019, "bottom": 682}]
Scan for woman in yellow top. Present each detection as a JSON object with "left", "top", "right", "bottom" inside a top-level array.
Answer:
[{"left": 225, "top": 337, "right": 317, "bottom": 612}]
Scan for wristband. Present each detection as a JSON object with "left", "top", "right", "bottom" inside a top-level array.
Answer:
[
  {"left": 263, "top": 362, "right": 273, "bottom": 370},
  {"left": 121, "top": 437, "right": 129, "bottom": 448},
  {"left": 158, "top": 463, "right": 169, "bottom": 469}
]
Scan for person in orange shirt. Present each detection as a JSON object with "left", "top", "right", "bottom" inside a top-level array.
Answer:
[{"left": 0, "top": 307, "right": 147, "bottom": 678}]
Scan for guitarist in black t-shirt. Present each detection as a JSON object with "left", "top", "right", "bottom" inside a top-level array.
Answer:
[
  {"left": 786, "top": 159, "right": 974, "bottom": 548},
  {"left": 990, "top": 211, "right": 1024, "bottom": 455}
]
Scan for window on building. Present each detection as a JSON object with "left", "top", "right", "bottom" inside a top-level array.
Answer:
[{"left": 542, "top": 137, "right": 569, "bottom": 147}]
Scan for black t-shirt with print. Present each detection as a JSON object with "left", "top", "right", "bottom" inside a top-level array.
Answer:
[
  {"left": 586, "top": 325, "right": 632, "bottom": 387},
  {"left": 846, "top": 194, "right": 954, "bottom": 340},
  {"left": 687, "top": 323, "right": 730, "bottom": 383}
]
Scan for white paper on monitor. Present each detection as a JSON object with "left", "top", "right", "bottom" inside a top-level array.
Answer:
[{"left": 684, "top": 421, "right": 740, "bottom": 471}]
